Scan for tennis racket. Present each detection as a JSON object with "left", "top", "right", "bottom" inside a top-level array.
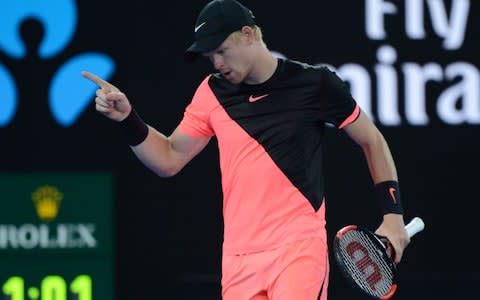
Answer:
[{"left": 333, "top": 217, "right": 425, "bottom": 299}]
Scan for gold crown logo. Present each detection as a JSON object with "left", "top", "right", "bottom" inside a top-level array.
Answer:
[{"left": 32, "top": 185, "right": 63, "bottom": 221}]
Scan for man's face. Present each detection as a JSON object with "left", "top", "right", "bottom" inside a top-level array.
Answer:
[{"left": 203, "top": 32, "right": 253, "bottom": 84}]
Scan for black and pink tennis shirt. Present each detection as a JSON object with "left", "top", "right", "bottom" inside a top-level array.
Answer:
[{"left": 178, "top": 58, "right": 360, "bottom": 255}]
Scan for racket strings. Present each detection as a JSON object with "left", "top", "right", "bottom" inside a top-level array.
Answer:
[{"left": 336, "top": 230, "right": 394, "bottom": 297}]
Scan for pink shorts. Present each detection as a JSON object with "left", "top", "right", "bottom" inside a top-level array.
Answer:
[{"left": 221, "top": 237, "right": 329, "bottom": 300}]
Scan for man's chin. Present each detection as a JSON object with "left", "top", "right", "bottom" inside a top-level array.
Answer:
[{"left": 223, "top": 74, "right": 243, "bottom": 85}]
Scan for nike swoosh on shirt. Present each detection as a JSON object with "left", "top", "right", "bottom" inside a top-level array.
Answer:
[
  {"left": 389, "top": 187, "right": 397, "bottom": 204},
  {"left": 195, "top": 22, "right": 206, "bottom": 32},
  {"left": 248, "top": 94, "right": 269, "bottom": 102}
]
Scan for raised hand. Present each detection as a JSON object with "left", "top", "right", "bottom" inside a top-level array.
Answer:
[{"left": 81, "top": 71, "right": 132, "bottom": 121}]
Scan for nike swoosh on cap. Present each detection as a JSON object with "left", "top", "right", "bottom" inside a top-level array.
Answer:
[{"left": 195, "top": 22, "right": 206, "bottom": 32}]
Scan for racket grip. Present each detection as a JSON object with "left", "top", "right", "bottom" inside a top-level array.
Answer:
[{"left": 405, "top": 217, "right": 425, "bottom": 238}]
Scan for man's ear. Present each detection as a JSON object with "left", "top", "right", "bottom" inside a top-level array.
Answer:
[{"left": 241, "top": 26, "right": 255, "bottom": 44}]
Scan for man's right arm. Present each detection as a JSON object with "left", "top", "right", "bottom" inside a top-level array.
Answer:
[
  {"left": 131, "top": 126, "right": 211, "bottom": 177},
  {"left": 80, "top": 70, "right": 210, "bottom": 177}
]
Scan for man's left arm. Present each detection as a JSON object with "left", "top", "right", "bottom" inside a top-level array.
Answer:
[{"left": 342, "top": 108, "right": 410, "bottom": 263}]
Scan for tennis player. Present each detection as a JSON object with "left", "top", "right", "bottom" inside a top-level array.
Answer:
[{"left": 82, "top": 1, "right": 410, "bottom": 299}]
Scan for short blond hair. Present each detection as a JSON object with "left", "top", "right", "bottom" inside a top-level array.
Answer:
[{"left": 230, "top": 25, "right": 267, "bottom": 47}]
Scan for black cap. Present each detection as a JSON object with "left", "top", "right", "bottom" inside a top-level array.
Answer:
[{"left": 184, "top": 0, "right": 255, "bottom": 61}]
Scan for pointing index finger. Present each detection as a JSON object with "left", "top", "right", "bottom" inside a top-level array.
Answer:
[{"left": 81, "top": 71, "right": 119, "bottom": 93}]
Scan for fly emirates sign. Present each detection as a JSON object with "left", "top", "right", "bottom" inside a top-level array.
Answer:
[
  {"left": 277, "top": 0, "right": 478, "bottom": 126},
  {"left": 356, "top": 0, "right": 477, "bottom": 126}
]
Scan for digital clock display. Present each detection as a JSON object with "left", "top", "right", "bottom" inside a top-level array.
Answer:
[
  {"left": 3, "top": 275, "right": 91, "bottom": 300},
  {"left": 0, "top": 173, "right": 114, "bottom": 300}
]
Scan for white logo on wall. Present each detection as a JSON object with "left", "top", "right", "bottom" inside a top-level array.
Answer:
[
  {"left": 0, "top": 224, "right": 97, "bottom": 249},
  {"left": 0, "top": 185, "right": 98, "bottom": 250},
  {"left": 275, "top": 0, "right": 478, "bottom": 126}
]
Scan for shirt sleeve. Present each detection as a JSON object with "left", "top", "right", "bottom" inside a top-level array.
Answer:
[
  {"left": 178, "top": 76, "right": 216, "bottom": 137},
  {"left": 318, "top": 67, "right": 360, "bottom": 128}
]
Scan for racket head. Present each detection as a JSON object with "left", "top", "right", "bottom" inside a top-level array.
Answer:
[{"left": 333, "top": 225, "right": 398, "bottom": 299}]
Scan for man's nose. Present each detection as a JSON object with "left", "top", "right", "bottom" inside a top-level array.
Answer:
[{"left": 212, "top": 55, "right": 224, "bottom": 70}]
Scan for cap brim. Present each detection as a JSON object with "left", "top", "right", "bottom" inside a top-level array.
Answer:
[{"left": 184, "top": 32, "right": 230, "bottom": 62}]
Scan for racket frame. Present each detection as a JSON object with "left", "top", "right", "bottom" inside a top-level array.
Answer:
[{"left": 333, "top": 225, "right": 398, "bottom": 300}]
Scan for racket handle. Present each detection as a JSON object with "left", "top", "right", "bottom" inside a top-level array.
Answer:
[{"left": 405, "top": 217, "right": 425, "bottom": 238}]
